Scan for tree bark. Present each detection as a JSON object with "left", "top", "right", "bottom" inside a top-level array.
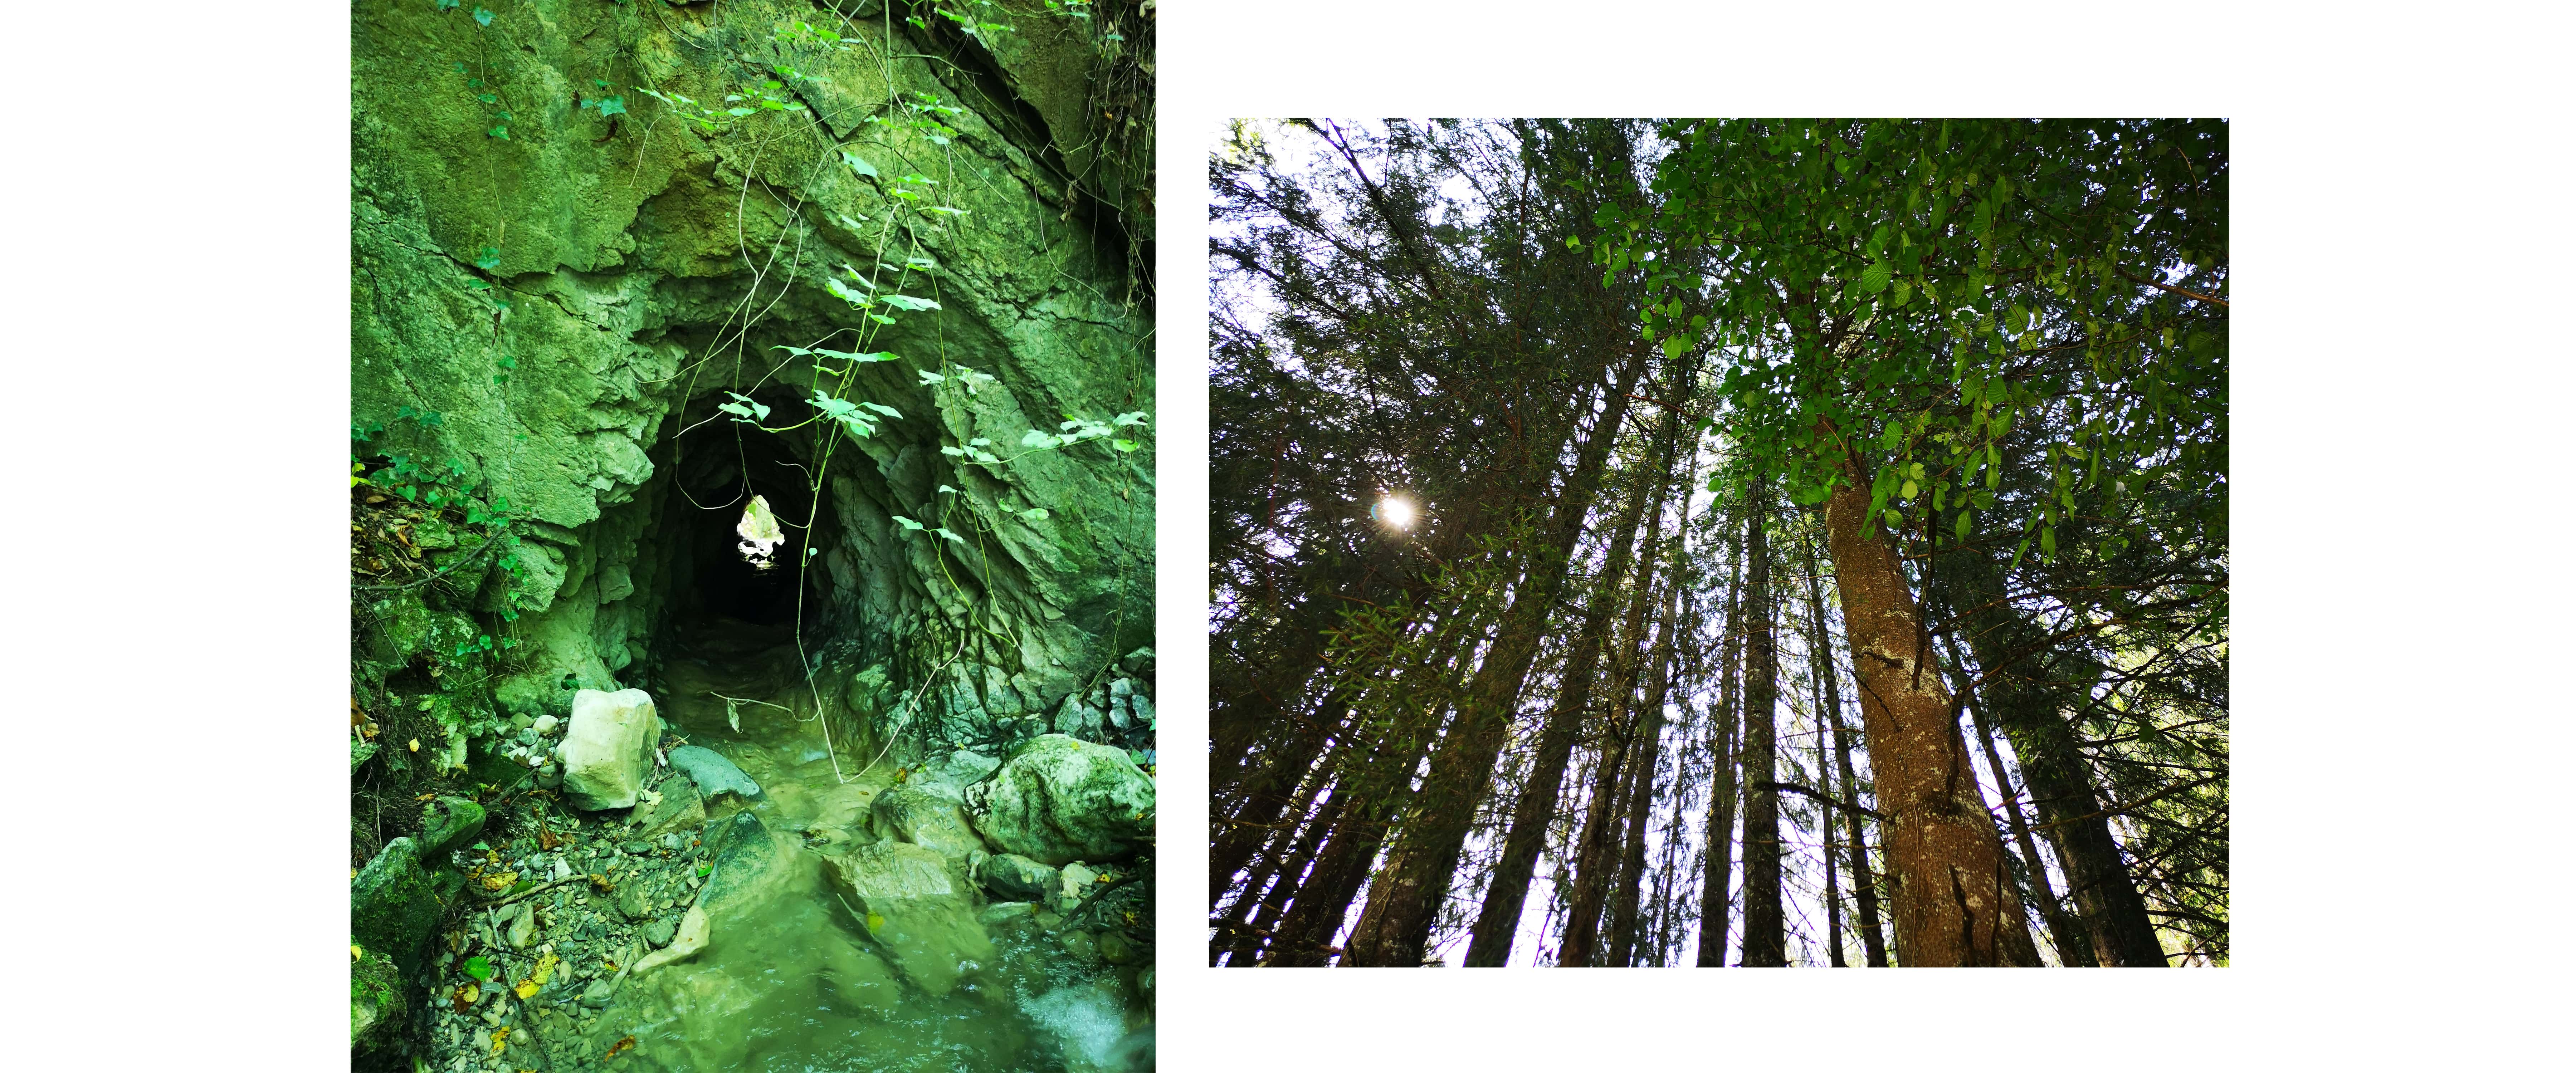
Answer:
[
  {"left": 1816, "top": 429, "right": 2039, "bottom": 966},
  {"left": 1737, "top": 473, "right": 1787, "bottom": 967}
]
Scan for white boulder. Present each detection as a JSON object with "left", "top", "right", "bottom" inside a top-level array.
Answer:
[{"left": 556, "top": 689, "right": 662, "bottom": 810}]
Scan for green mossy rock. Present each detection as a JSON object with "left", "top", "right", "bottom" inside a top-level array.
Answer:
[
  {"left": 351, "top": 836, "right": 441, "bottom": 986},
  {"left": 349, "top": 945, "right": 407, "bottom": 1053}
]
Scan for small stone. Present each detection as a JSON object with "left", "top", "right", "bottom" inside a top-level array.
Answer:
[
  {"left": 504, "top": 903, "right": 536, "bottom": 950},
  {"left": 578, "top": 979, "right": 614, "bottom": 1010},
  {"left": 532, "top": 714, "right": 560, "bottom": 736},
  {"left": 976, "top": 902, "right": 1037, "bottom": 926},
  {"left": 666, "top": 745, "right": 762, "bottom": 800},
  {"left": 645, "top": 918, "right": 677, "bottom": 948}
]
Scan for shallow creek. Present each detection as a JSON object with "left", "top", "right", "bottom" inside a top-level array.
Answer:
[{"left": 571, "top": 618, "right": 1152, "bottom": 1072}]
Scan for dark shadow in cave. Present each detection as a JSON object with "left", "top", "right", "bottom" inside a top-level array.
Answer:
[{"left": 666, "top": 410, "right": 836, "bottom": 631}]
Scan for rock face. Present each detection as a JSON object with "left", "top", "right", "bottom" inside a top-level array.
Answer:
[
  {"left": 416, "top": 795, "right": 485, "bottom": 861},
  {"left": 556, "top": 689, "right": 661, "bottom": 810},
  {"left": 872, "top": 784, "right": 984, "bottom": 859},
  {"left": 824, "top": 842, "right": 995, "bottom": 997},
  {"left": 667, "top": 744, "right": 761, "bottom": 800},
  {"left": 964, "top": 735, "right": 1155, "bottom": 867}
]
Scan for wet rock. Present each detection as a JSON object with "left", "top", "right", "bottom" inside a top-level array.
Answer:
[
  {"left": 629, "top": 904, "right": 708, "bottom": 975},
  {"left": 351, "top": 837, "right": 441, "bottom": 980},
  {"left": 698, "top": 811, "right": 790, "bottom": 917},
  {"left": 1120, "top": 647, "right": 1155, "bottom": 677},
  {"left": 578, "top": 977, "right": 615, "bottom": 1009},
  {"left": 667, "top": 744, "right": 761, "bottom": 800},
  {"left": 557, "top": 689, "right": 662, "bottom": 810},
  {"left": 629, "top": 780, "right": 705, "bottom": 839},
  {"left": 872, "top": 784, "right": 984, "bottom": 859},
  {"left": 963, "top": 735, "right": 1155, "bottom": 867},
  {"left": 645, "top": 917, "right": 677, "bottom": 948},
  {"left": 823, "top": 841, "right": 995, "bottom": 997},
  {"left": 974, "top": 853, "right": 1060, "bottom": 902},
  {"left": 418, "top": 796, "right": 486, "bottom": 861},
  {"left": 504, "top": 902, "right": 536, "bottom": 949},
  {"left": 977, "top": 901, "right": 1038, "bottom": 926},
  {"left": 532, "top": 714, "right": 559, "bottom": 736}
]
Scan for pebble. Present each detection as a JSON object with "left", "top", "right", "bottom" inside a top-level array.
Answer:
[{"left": 645, "top": 918, "right": 677, "bottom": 947}]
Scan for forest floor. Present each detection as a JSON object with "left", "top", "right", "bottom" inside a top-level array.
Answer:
[{"left": 408, "top": 615, "right": 1152, "bottom": 1073}]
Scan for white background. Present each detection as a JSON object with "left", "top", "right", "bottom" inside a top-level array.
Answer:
[{"left": 0, "top": 1, "right": 2564, "bottom": 1068}]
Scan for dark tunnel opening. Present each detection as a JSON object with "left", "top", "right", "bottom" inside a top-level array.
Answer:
[{"left": 664, "top": 405, "right": 838, "bottom": 632}]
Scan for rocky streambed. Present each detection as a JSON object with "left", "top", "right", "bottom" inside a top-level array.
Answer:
[{"left": 353, "top": 624, "right": 1156, "bottom": 1072}]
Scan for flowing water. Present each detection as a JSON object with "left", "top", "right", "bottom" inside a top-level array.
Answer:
[{"left": 567, "top": 617, "right": 1153, "bottom": 1072}]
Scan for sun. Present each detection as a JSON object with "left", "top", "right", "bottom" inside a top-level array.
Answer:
[{"left": 1378, "top": 495, "right": 1416, "bottom": 530}]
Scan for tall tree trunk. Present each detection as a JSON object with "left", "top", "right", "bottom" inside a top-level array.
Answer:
[
  {"left": 1932, "top": 544, "right": 2168, "bottom": 967},
  {"left": 1607, "top": 504, "right": 1690, "bottom": 965},
  {"left": 1941, "top": 631, "right": 2093, "bottom": 967},
  {"left": 1808, "top": 586, "right": 1846, "bottom": 967},
  {"left": 1802, "top": 529, "right": 1889, "bottom": 967},
  {"left": 1737, "top": 473, "right": 1787, "bottom": 967},
  {"left": 1342, "top": 348, "right": 1650, "bottom": 966},
  {"left": 1553, "top": 662, "right": 1642, "bottom": 965},
  {"left": 1464, "top": 444, "right": 1668, "bottom": 966},
  {"left": 1817, "top": 431, "right": 2039, "bottom": 966},
  {"left": 1693, "top": 507, "right": 1746, "bottom": 967}
]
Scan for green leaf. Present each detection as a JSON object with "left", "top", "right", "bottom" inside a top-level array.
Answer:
[
  {"left": 889, "top": 515, "right": 924, "bottom": 531},
  {"left": 1955, "top": 510, "right": 1973, "bottom": 540},
  {"left": 1020, "top": 430, "right": 1060, "bottom": 449},
  {"left": 1900, "top": 479, "right": 1917, "bottom": 499},
  {"left": 472, "top": 7, "right": 493, "bottom": 26},
  {"left": 464, "top": 956, "right": 493, "bottom": 981},
  {"left": 1112, "top": 438, "right": 1138, "bottom": 453},
  {"left": 1020, "top": 508, "right": 1049, "bottom": 521},
  {"left": 917, "top": 370, "right": 945, "bottom": 385},
  {"left": 595, "top": 95, "right": 626, "bottom": 117},
  {"left": 841, "top": 152, "right": 878, "bottom": 178},
  {"left": 932, "top": 527, "right": 965, "bottom": 544},
  {"left": 2040, "top": 525, "right": 2056, "bottom": 558},
  {"left": 878, "top": 294, "right": 942, "bottom": 312},
  {"left": 1858, "top": 261, "right": 1892, "bottom": 295}
]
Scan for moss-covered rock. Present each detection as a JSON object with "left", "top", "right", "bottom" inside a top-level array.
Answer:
[
  {"left": 351, "top": 837, "right": 441, "bottom": 983},
  {"left": 349, "top": 945, "right": 407, "bottom": 1053}
]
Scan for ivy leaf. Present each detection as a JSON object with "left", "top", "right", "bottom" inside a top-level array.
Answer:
[
  {"left": 595, "top": 96, "right": 626, "bottom": 117},
  {"left": 474, "top": 248, "right": 501, "bottom": 270},
  {"left": 1020, "top": 430, "right": 1061, "bottom": 449},
  {"left": 464, "top": 956, "right": 494, "bottom": 981},
  {"left": 932, "top": 527, "right": 965, "bottom": 544},
  {"left": 472, "top": 7, "right": 494, "bottom": 26},
  {"left": 841, "top": 152, "right": 878, "bottom": 178},
  {"left": 878, "top": 294, "right": 942, "bottom": 312},
  {"left": 917, "top": 370, "right": 946, "bottom": 385},
  {"left": 1020, "top": 508, "right": 1049, "bottom": 521},
  {"left": 1112, "top": 438, "right": 1138, "bottom": 453},
  {"left": 889, "top": 515, "right": 924, "bottom": 531}
]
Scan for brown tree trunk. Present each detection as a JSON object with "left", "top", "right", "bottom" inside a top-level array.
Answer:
[
  {"left": 1554, "top": 678, "right": 1641, "bottom": 965},
  {"left": 1341, "top": 348, "right": 1649, "bottom": 966},
  {"left": 1817, "top": 432, "right": 2039, "bottom": 966},
  {"left": 1737, "top": 474, "right": 1787, "bottom": 967}
]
